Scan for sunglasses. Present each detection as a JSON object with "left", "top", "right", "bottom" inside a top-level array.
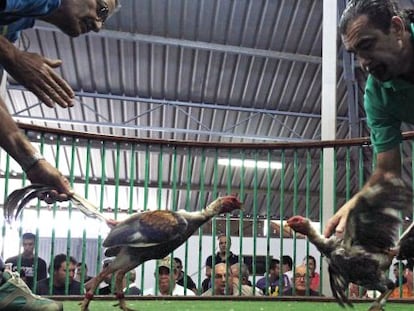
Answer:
[{"left": 96, "top": 0, "right": 110, "bottom": 23}]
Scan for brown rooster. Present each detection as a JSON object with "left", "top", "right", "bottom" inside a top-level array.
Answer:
[
  {"left": 3, "top": 186, "right": 242, "bottom": 311},
  {"left": 81, "top": 195, "right": 241, "bottom": 311},
  {"left": 287, "top": 176, "right": 413, "bottom": 311}
]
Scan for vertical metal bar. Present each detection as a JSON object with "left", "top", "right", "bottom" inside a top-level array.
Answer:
[
  {"left": 305, "top": 149, "right": 311, "bottom": 295},
  {"left": 318, "top": 148, "right": 324, "bottom": 294},
  {"left": 292, "top": 149, "right": 299, "bottom": 295},
  {"left": 170, "top": 147, "right": 179, "bottom": 293},
  {"left": 114, "top": 143, "right": 121, "bottom": 221},
  {"left": 238, "top": 150, "right": 246, "bottom": 296},
  {"left": 128, "top": 144, "right": 136, "bottom": 214},
  {"left": 76, "top": 139, "right": 91, "bottom": 295},
  {"left": 140, "top": 145, "right": 150, "bottom": 293},
  {"left": 124, "top": 143, "right": 136, "bottom": 294},
  {"left": 210, "top": 148, "right": 218, "bottom": 295},
  {"left": 264, "top": 150, "right": 272, "bottom": 295},
  {"left": 95, "top": 141, "right": 106, "bottom": 293},
  {"left": 67, "top": 138, "right": 78, "bottom": 292},
  {"left": 251, "top": 151, "right": 258, "bottom": 295},
  {"left": 198, "top": 148, "right": 207, "bottom": 293},
  {"left": 0, "top": 152, "right": 11, "bottom": 259},
  {"left": 155, "top": 145, "right": 164, "bottom": 295},
  {"left": 356, "top": 146, "right": 365, "bottom": 297},
  {"left": 225, "top": 150, "right": 232, "bottom": 295},
  {"left": 279, "top": 150, "right": 286, "bottom": 294},
  {"left": 44, "top": 135, "right": 56, "bottom": 295}
]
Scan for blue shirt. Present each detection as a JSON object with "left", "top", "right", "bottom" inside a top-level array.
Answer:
[{"left": 0, "top": 0, "right": 61, "bottom": 42}]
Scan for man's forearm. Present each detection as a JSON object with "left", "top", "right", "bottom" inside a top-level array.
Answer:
[
  {"left": 0, "top": 36, "right": 19, "bottom": 70},
  {"left": 0, "top": 96, "right": 40, "bottom": 171}
]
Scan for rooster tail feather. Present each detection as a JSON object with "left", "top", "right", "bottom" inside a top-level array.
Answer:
[{"left": 4, "top": 184, "right": 54, "bottom": 223}]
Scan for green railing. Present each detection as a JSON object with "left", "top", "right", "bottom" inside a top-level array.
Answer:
[{"left": 0, "top": 124, "right": 413, "bottom": 298}]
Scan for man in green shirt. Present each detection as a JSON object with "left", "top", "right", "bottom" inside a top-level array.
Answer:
[{"left": 324, "top": 0, "right": 414, "bottom": 237}]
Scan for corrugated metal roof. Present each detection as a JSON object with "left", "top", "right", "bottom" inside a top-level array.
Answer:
[{"left": 4, "top": 0, "right": 414, "bottom": 220}]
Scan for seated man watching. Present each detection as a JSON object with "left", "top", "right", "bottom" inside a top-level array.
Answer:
[
  {"left": 283, "top": 264, "right": 320, "bottom": 296},
  {"left": 143, "top": 257, "right": 195, "bottom": 296},
  {"left": 202, "top": 262, "right": 262, "bottom": 296},
  {"left": 37, "top": 254, "right": 81, "bottom": 295}
]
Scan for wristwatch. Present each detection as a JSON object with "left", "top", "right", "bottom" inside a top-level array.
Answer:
[{"left": 21, "top": 152, "right": 45, "bottom": 173}]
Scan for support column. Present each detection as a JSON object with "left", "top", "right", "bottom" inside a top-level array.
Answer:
[{"left": 321, "top": 0, "right": 338, "bottom": 297}]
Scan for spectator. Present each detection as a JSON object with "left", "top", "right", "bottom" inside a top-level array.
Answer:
[
  {"left": 174, "top": 257, "right": 197, "bottom": 294},
  {"left": 75, "top": 262, "right": 93, "bottom": 283},
  {"left": 143, "top": 257, "right": 195, "bottom": 296},
  {"left": 389, "top": 262, "right": 413, "bottom": 298},
  {"left": 281, "top": 255, "right": 293, "bottom": 288},
  {"left": 231, "top": 263, "right": 263, "bottom": 295},
  {"left": 123, "top": 270, "right": 141, "bottom": 295},
  {"left": 202, "top": 263, "right": 261, "bottom": 296},
  {"left": 283, "top": 265, "right": 320, "bottom": 296},
  {"left": 37, "top": 254, "right": 81, "bottom": 295},
  {"left": 303, "top": 255, "right": 320, "bottom": 292},
  {"left": 349, "top": 282, "right": 368, "bottom": 298},
  {"left": 230, "top": 263, "right": 252, "bottom": 286},
  {"left": 5, "top": 232, "right": 47, "bottom": 292},
  {"left": 203, "top": 234, "right": 239, "bottom": 292},
  {"left": 256, "top": 258, "right": 289, "bottom": 296}
]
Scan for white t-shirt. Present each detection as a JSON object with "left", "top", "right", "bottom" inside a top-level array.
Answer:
[{"left": 143, "top": 283, "right": 195, "bottom": 296}]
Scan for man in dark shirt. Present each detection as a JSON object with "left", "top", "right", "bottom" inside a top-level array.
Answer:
[
  {"left": 5, "top": 233, "right": 47, "bottom": 292},
  {"left": 37, "top": 254, "right": 81, "bottom": 295},
  {"left": 203, "top": 234, "right": 239, "bottom": 292},
  {"left": 174, "top": 257, "right": 197, "bottom": 294}
]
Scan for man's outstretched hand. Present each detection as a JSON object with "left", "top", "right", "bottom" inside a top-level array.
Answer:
[
  {"left": 4, "top": 49, "right": 75, "bottom": 108},
  {"left": 323, "top": 195, "right": 360, "bottom": 238}
]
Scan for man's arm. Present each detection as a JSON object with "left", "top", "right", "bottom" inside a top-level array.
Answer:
[
  {"left": 0, "top": 36, "right": 74, "bottom": 108},
  {"left": 323, "top": 146, "right": 401, "bottom": 237},
  {"left": 0, "top": 96, "right": 71, "bottom": 202}
]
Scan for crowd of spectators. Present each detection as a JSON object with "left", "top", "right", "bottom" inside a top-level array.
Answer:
[{"left": 9, "top": 232, "right": 414, "bottom": 298}]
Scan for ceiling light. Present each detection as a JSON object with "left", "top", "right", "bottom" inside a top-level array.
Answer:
[{"left": 218, "top": 158, "right": 282, "bottom": 169}]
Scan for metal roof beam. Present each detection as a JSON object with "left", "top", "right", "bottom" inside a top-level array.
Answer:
[
  {"left": 33, "top": 24, "right": 322, "bottom": 64},
  {"left": 8, "top": 85, "right": 349, "bottom": 121}
]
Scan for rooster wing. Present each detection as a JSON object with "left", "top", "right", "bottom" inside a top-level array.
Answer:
[
  {"left": 344, "top": 177, "right": 411, "bottom": 253},
  {"left": 103, "top": 210, "right": 188, "bottom": 249}
]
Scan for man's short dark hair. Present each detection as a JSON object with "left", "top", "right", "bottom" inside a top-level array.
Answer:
[
  {"left": 269, "top": 258, "right": 280, "bottom": 270},
  {"left": 174, "top": 257, "right": 182, "bottom": 266},
  {"left": 52, "top": 254, "right": 77, "bottom": 273},
  {"left": 22, "top": 233, "right": 36, "bottom": 241},
  {"left": 339, "top": 0, "right": 399, "bottom": 35},
  {"left": 282, "top": 255, "right": 293, "bottom": 270}
]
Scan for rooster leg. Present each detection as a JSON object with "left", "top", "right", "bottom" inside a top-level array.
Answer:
[
  {"left": 368, "top": 288, "right": 393, "bottom": 311},
  {"left": 79, "top": 266, "right": 118, "bottom": 311},
  {"left": 113, "top": 269, "right": 135, "bottom": 311}
]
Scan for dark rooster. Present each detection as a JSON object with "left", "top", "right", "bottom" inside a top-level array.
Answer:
[
  {"left": 287, "top": 176, "right": 413, "bottom": 311},
  {"left": 3, "top": 185, "right": 242, "bottom": 311}
]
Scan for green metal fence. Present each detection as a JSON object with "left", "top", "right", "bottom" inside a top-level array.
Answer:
[{"left": 1, "top": 124, "right": 413, "bottom": 298}]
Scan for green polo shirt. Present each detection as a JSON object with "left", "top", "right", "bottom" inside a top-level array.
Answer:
[
  {"left": 364, "top": 23, "right": 414, "bottom": 153},
  {"left": 364, "top": 76, "right": 414, "bottom": 153}
]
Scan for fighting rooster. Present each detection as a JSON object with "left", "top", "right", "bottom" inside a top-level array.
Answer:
[
  {"left": 287, "top": 176, "right": 414, "bottom": 311},
  {"left": 3, "top": 185, "right": 242, "bottom": 311}
]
